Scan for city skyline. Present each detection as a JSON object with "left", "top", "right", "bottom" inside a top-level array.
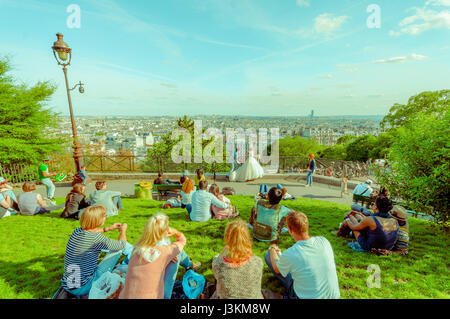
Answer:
[{"left": 1, "top": 0, "right": 449, "bottom": 116}]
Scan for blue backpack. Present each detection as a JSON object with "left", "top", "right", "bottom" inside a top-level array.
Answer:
[{"left": 182, "top": 270, "right": 205, "bottom": 299}]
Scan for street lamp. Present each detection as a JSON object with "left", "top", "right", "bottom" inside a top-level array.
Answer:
[{"left": 52, "top": 33, "right": 84, "bottom": 172}]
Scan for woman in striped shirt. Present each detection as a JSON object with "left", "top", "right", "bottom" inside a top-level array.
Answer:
[{"left": 61, "top": 205, "right": 133, "bottom": 297}]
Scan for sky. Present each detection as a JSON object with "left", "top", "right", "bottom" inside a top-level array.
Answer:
[{"left": 0, "top": 0, "right": 449, "bottom": 117}]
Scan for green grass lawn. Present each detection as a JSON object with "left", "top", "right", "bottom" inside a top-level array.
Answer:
[{"left": 0, "top": 195, "right": 448, "bottom": 299}]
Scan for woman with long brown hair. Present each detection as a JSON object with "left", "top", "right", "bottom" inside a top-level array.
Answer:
[
  {"left": 211, "top": 219, "right": 264, "bottom": 299},
  {"left": 61, "top": 183, "right": 90, "bottom": 219}
]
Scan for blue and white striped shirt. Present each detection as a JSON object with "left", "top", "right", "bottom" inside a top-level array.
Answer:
[{"left": 62, "top": 227, "right": 125, "bottom": 290}]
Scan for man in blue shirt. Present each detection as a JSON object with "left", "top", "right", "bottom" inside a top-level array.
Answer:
[
  {"left": 265, "top": 211, "right": 340, "bottom": 299},
  {"left": 189, "top": 180, "right": 229, "bottom": 222}
]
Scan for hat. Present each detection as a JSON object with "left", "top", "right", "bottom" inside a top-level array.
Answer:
[
  {"left": 0, "top": 176, "right": 7, "bottom": 183},
  {"left": 390, "top": 205, "right": 408, "bottom": 222},
  {"left": 365, "top": 179, "right": 372, "bottom": 184},
  {"left": 44, "top": 157, "right": 52, "bottom": 161}
]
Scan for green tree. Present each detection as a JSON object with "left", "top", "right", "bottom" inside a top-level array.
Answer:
[
  {"left": 380, "top": 89, "right": 449, "bottom": 130},
  {"left": 345, "top": 135, "right": 377, "bottom": 162},
  {"left": 277, "top": 136, "right": 322, "bottom": 157},
  {"left": 376, "top": 113, "right": 449, "bottom": 224},
  {"left": 337, "top": 135, "right": 356, "bottom": 145},
  {"left": 318, "top": 144, "right": 347, "bottom": 160},
  {"left": 0, "top": 56, "right": 67, "bottom": 165}
]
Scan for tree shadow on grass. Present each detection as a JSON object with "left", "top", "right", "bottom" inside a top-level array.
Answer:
[{"left": 0, "top": 254, "right": 64, "bottom": 299}]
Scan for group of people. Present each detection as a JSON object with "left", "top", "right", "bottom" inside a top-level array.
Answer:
[
  {"left": 61, "top": 193, "right": 341, "bottom": 299},
  {"left": 338, "top": 189, "right": 409, "bottom": 255}
]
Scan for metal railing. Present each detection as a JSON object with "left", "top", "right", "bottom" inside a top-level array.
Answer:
[{"left": 0, "top": 154, "right": 372, "bottom": 184}]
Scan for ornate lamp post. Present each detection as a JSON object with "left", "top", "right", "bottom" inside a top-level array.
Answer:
[{"left": 52, "top": 33, "right": 84, "bottom": 172}]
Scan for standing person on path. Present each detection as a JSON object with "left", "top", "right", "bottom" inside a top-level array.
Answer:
[
  {"left": 306, "top": 153, "right": 316, "bottom": 187},
  {"left": 38, "top": 158, "right": 58, "bottom": 202}
]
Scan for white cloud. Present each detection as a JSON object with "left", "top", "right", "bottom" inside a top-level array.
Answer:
[
  {"left": 426, "top": 0, "right": 450, "bottom": 7},
  {"left": 389, "top": 2, "right": 450, "bottom": 36},
  {"left": 319, "top": 74, "right": 334, "bottom": 79},
  {"left": 373, "top": 53, "right": 428, "bottom": 64},
  {"left": 296, "top": 0, "right": 310, "bottom": 7},
  {"left": 314, "top": 13, "right": 349, "bottom": 35}
]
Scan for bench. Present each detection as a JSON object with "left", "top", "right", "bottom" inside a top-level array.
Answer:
[
  {"left": 152, "top": 184, "right": 199, "bottom": 201},
  {"left": 352, "top": 194, "right": 375, "bottom": 207}
]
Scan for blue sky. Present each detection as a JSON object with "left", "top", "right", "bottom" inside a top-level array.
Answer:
[{"left": 0, "top": 0, "right": 449, "bottom": 116}]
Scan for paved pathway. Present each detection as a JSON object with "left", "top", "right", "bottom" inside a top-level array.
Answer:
[{"left": 19, "top": 177, "right": 354, "bottom": 207}]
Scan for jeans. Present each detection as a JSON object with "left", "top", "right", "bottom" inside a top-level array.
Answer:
[
  {"left": 259, "top": 184, "right": 269, "bottom": 195},
  {"left": 41, "top": 178, "right": 56, "bottom": 199},
  {"left": 185, "top": 204, "right": 192, "bottom": 214},
  {"left": 113, "top": 196, "right": 123, "bottom": 210},
  {"left": 351, "top": 203, "right": 373, "bottom": 216},
  {"left": 264, "top": 251, "right": 298, "bottom": 299},
  {"left": 306, "top": 170, "right": 314, "bottom": 185},
  {"left": 68, "top": 242, "right": 134, "bottom": 296},
  {"left": 163, "top": 250, "right": 193, "bottom": 299}
]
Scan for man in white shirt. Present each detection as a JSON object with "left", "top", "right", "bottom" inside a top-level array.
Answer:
[
  {"left": 265, "top": 211, "right": 340, "bottom": 299},
  {"left": 189, "top": 180, "right": 229, "bottom": 222}
]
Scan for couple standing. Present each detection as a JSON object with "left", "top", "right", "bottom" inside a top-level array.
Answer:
[{"left": 228, "top": 146, "right": 264, "bottom": 182}]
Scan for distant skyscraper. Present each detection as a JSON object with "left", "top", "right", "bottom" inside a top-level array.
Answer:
[{"left": 310, "top": 110, "right": 314, "bottom": 119}]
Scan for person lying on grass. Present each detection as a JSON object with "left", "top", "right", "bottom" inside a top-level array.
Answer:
[
  {"left": 209, "top": 184, "right": 239, "bottom": 220},
  {"left": 265, "top": 211, "right": 340, "bottom": 299},
  {"left": 61, "top": 205, "right": 133, "bottom": 297},
  {"left": 162, "top": 195, "right": 182, "bottom": 209},
  {"left": 211, "top": 219, "right": 263, "bottom": 299},
  {"left": 190, "top": 179, "right": 229, "bottom": 222},
  {"left": 338, "top": 196, "right": 399, "bottom": 252},
  {"left": 120, "top": 212, "right": 200, "bottom": 299},
  {"left": 249, "top": 187, "right": 292, "bottom": 244},
  {"left": 18, "top": 181, "right": 64, "bottom": 216},
  {"left": 60, "top": 183, "right": 90, "bottom": 219}
]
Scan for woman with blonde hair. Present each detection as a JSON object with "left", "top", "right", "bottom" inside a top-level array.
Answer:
[
  {"left": 211, "top": 219, "right": 264, "bottom": 299},
  {"left": 180, "top": 177, "right": 196, "bottom": 214},
  {"left": 61, "top": 205, "right": 132, "bottom": 297},
  {"left": 120, "top": 212, "right": 200, "bottom": 299}
]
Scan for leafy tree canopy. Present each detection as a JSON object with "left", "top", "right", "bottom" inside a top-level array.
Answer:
[
  {"left": 380, "top": 89, "right": 449, "bottom": 130},
  {"left": 0, "top": 56, "right": 67, "bottom": 165}
]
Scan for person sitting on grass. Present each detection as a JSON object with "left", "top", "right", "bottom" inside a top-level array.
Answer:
[
  {"left": 180, "top": 178, "right": 195, "bottom": 213},
  {"left": 249, "top": 187, "right": 292, "bottom": 244},
  {"left": 61, "top": 183, "right": 91, "bottom": 219},
  {"left": 0, "top": 176, "right": 19, "bottom": 211},
  {"left": 209, "top": 184, "right": 239, "bottom": 220},
  {"left": 61, "top": 205, "right": 133, "bottom": 297},
  {"left": 265, "top": 211, "right": 340, "bottom": 299},
  {"left": 162, "top": 195, "right": 182, "bottom": 209},
  {"left": 211, "top": 219, "right": 263, "bottom": 299},
  {"left": 390, "top": 205, "right": 409, "bottom": 255},
  {"left": 18, "top": 181, "right": 64, "bottom": 216},
  {"left": 120, "top": 212, "right": 200, "bottom": 299},
  {"left": 0, "top": 183, "right": 19, "bottom": 218},
  {"left": 89, "top": 181, "right": 123, "bottom": 217},
  {"left": 338, "top": 196, "right": 399, "bottom": 252},
  {"left": 195, "top": 169, "right": 206, "bottom": 185},
  {"left": 190, "top": 180, "right": 229, "bottom": 222}
]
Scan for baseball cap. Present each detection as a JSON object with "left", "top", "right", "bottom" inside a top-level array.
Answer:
[{"left": 365, "top": 179, "right": 372, "bottom": 184}]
